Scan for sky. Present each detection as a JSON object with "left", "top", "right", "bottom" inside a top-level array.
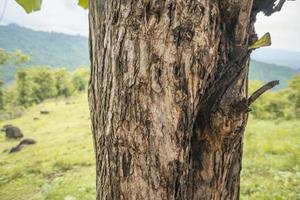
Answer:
[
  {"left": 0, "top": 0, "right": 89, "bottom": 36},
  {"left": 0, "top": 0, "right": 299, "bottom": 52}
]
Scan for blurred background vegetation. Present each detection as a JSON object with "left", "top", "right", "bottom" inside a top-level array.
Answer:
[{"left": 0, "top": 24, "right": 299, "bottom": 200}]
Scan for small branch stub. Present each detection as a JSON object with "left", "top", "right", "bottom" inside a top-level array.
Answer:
[
  {"left": 233, "top": 80, "right": 279, "bottom": 114},
  {"left": 248, "top": 80, "right": 279, "bottom": 106}
]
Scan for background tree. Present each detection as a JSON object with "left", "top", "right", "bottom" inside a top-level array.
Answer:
[
  {"left": 0, "top": 48, "right": 29, "bottom": 65},
  {"left": 0, "top": 49, "right": 11, "bottom": 65},
  {"left": 0, "top": 80, "right": 4, "bottom": 110},
  {"left": 71, "top": 67, "right": 89, "bottom": 92},
  {"left": 16, "top": 69, "right": 32, "bottom": 107},
  {"left": 0, "top": 48, "right": 29, "bottom": 109},
  {"left": 54, "top": 68, "right": 73, "bottom": 97},
  {"left": 30, "top": 67, "right": 56, "bottom": 103},
  {"left": 2, "top": 66, "right": 88, "bottom": 114}
]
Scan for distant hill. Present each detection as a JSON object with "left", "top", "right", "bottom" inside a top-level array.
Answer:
[
  {"left": 249, "top": 60, "right": 299, "bottom": 90},
  {"left": 0, "top": 24, "right": 89, "bottom": 83},
  {"left": 252, "top": 48, "right": 300, "bottom": 70},
  {"left": 0, "top": 24, "right": 298, "bottom": 89}
]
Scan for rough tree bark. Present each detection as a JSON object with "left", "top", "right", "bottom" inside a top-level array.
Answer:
[{"left": 88, "top": 0, "right": 284, "bottom": 199}]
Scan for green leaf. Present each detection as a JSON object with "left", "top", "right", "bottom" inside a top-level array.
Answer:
[
  {"left": 15, "top": 0, "right": 42, "bottom": 13},
  {"left": 249, "top": 32, "right": 272, "bottom": 50},
  {"left": 78, "top": 0, "right": 89, "bottom": 9}
]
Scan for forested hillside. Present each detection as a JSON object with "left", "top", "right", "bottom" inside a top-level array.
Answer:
[
  {"left": 252, "top": 48, "right": 300, "bottom": 70},
  {"left": 0, "top": 24, "right": 89, "bottom": 83},
  {"left": 0, "top": 24, "right": 298, "bottom": 89},
  {"left": 249, "top": 60, "right": 298, "bottom": 90}
]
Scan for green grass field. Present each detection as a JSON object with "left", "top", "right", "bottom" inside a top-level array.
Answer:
[{"left": 0, "top": 94, "right": 299, "bottom": 200}]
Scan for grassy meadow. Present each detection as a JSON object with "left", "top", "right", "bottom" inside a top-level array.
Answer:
[
  {"left": 0, "top": 93, "right": 299, "bottom": 200},
  {"left": 0, "top": 94, "right": 95, "bottom": 200}
]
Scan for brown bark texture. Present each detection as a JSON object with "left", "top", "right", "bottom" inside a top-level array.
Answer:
[{"left": 88, "top": 0, "right": 282, "bottom": 199}]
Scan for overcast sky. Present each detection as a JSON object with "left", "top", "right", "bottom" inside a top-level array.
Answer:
[{"left": 0, "top": 0, "right": 299, "bottom": 52}]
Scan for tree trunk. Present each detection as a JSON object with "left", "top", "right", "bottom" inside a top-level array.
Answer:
[{"left": 88, "top": 0, "right": 282, "bottom": 199}]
